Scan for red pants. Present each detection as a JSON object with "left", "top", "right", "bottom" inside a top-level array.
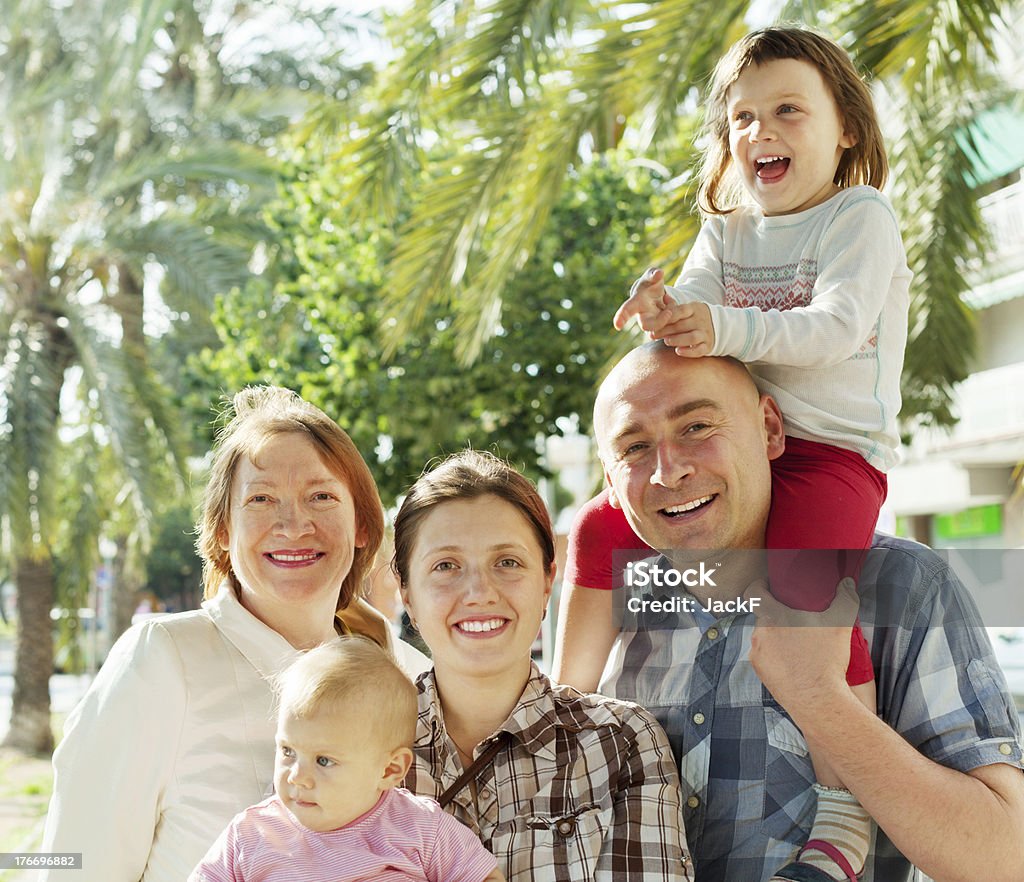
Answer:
[{"left": 767, "top": 437, "right": 887, "bottom": 686}]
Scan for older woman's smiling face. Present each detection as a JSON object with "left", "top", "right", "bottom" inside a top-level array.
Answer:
[
  {"left": 221, "top": 432, "right": 365, "bottom": 630},
  {"left": 401, "top": 495, "right": 553, "bottom": 683}
]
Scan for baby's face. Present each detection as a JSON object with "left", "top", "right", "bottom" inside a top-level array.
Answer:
[{"left": 274, "top": 706, "right": 391, "bottom": 832}]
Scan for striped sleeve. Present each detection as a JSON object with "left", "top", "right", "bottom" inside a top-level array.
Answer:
[{"left": 428, "top": 806, "right": 499, "bottom": 882}]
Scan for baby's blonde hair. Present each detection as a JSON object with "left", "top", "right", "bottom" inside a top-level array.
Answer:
[{"left": 275, "top": 636, "right": 417, "bottom": 751}]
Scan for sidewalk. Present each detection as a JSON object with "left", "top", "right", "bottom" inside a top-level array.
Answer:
[
  {"left": 0, "top": 633, "right": 91, "bottom": 875},
  {"left": 0, "top": 747, "right": 52, "bottom": 876}
]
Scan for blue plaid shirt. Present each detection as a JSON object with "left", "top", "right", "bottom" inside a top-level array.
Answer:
[{"left": 600, "top": 534, "right": 1024, "bottom": 882}]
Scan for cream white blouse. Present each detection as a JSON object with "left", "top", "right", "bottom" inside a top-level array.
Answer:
[{"left": 40, "top": 586, "right": 429, "bottom": 882}]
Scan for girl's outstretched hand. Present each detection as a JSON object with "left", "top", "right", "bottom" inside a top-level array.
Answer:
[{"left": 614, "top": 267, "right": 672, "bottom": 332}]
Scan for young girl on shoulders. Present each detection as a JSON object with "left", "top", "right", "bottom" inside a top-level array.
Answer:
[{"left": 557, "top": 25, "right": 910, "bottom": 882}]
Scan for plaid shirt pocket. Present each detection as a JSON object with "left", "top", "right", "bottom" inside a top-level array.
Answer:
[
  {"left": 762, "top": 700, "right": 815, "bottom": 844},
  {"left": 488, "top": 803, "right": 614, "bottom": 880}
]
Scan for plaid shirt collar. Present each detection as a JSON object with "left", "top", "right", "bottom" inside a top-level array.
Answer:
[{"left": 417, "top": 663, "right": 561, "bottom": 763}]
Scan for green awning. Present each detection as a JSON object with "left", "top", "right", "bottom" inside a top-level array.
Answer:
[{"left": 958, "top": 105, "right": 1024, "bottom": 188}]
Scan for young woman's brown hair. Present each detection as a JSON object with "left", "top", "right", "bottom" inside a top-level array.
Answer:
[{"left": 391, "top": 450, "right": 555, "bottom": 587}]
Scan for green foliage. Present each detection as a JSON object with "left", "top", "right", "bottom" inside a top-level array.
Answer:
[
  {"left": 145, "top": 503, "right": 204, "bottom": 614},
  {"left": 322, "top": 0, "right": 1020, "bottom": 433},
  {"left": 0, "top": 0, "right": 376, "bottom": 749},
  {"left": 188, "top": 154, "right": 659, "bottom": 504}
]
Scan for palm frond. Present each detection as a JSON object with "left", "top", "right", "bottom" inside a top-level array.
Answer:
[
  {"left": 448, "top": 100, "right": 595, "bottom": 360},
  {"left": 606, "top": 0, "right": 750, "bottom": 151},
  {"left": 888, "top": 82, "right": 989, "bottom": 430},
  {"left": 0, "top": 316, "right": 71, "bottom": 553},
  {"left": 61, "top": 301, "right": 185, "bottom": 520},
  {"left": 91, "top": 139, "right": 278, "bottom": 204},
  {"left": 380, "top": 119, "right": 530, "bottom": 345},
  {"left": 322, "top": 104, "right": 426, "bottom": 226},
  {"left": 437, "top": 0, "right": 597, "bottom": 113},
  {"left": 839, "top": 0, "right": 1010, "bottom": 90},
  {"left": 51, "top": 418, "right": 108, "bottom": 613},
  {"left": 102, "top": 212, "right": 259, "bottom": 308}
]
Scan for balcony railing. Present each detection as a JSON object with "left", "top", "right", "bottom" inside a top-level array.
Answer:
[
  {"left": 948, "top": 360, "right": 1024, "bottom": 444},
  {"left": 979, "top": 177, "right": 1024, "bottom": 262}
]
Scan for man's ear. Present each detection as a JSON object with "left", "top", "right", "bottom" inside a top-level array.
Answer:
[
  {"left": 604, "top": 473, "right": 622, "bottom": 510},
  {"left": 760, "top": 394, "right": 786, "bottom": 461},
  {"left": 381, "top": 747, "right": 413, "bottom": 789}
]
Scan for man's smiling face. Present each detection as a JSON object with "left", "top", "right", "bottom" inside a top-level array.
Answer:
[{"left": 596, "top": 350, "right": 784, "bottom": 554}]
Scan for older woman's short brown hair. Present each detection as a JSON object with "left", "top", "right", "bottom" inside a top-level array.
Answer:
[
  {"left": 391, "top": 450, "right": 555, "bottom": 587},
  {"left": 697, "top": 25, "right": 888, "bottom": 215},
  {"left": 197, "top": 386, "right": 383, "bottom": 610}
]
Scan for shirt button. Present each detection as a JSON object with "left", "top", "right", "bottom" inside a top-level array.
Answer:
[
  {"left": 479, "top": 788, "right": 491, "bottom": 798},
  {"left": 693, "top": 712, "right": 706, "bottom": 725},
  {"left": 999, "top": 743, "right": 1014, "bottom": 756},
  {"left": 686, "top": 796, "right": 700, "bottom": 809},
  {"left": 557, "top": 819, "right": 575, "bottom": 836},
  {"left": 706, "top": 627, "right": 719, "bottom": 640}
]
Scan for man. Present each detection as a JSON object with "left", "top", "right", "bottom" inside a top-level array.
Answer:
[{"left": 560, "top": 344, "right": 1024, "bottom": 882}]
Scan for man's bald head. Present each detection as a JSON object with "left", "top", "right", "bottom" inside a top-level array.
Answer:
[
  {"left": 594, "top": 345, "right": 759, "bottom": 462},
  {"left": 593, "top": 345, "right": 783, "bottom": 552}
]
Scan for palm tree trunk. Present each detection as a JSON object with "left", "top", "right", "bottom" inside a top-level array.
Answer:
[
  {"left": 110, "top": 535, "right": 139, "bottom": 643},
  {"left": 3, "top": 554, "right": 56, "bottom": 754},
  {"left": 3, "top": 315, "right": 72, "bottom": 755}
]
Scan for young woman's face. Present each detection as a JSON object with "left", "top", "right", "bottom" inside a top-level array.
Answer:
[
  {"left": 400, "top": 495, "right": 553, "bottom": 683},
  {"left": 727, "top": 57, "right": 856, "bottom": 216},
  {"left": 221, "top": 432, "right": 365, "bottom": 625}
]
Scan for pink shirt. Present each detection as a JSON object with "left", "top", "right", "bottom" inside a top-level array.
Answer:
[{"left": 190, "top": 788, "right": 497, "bottom": 882}]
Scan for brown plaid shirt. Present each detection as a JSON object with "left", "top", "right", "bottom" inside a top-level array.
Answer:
[{"left": 405, "top": 665, "right": 692, "bottom": 881}]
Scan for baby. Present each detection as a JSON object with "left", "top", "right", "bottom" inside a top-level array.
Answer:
[{"left": 191, "top": 637, "right": 503, "bottom": 882}]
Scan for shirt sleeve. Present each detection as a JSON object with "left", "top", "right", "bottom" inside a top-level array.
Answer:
[
  {"left": 425, "top": 808, "right": 499, "bottom": 882},
  {"left": 873, "top": 548, "right": 1024, "bottom": 774},
  {"left": 705, "top": 194, "right": 906, "bottom": 367},
  {"left": 564, "top": 490, "right": 650, "bottom": 590},
  {"left": 188, "top": 818, "right": 245, "bottom": 882},
  {"left": 40, "top": 620, "right": 187, "bottom": 882},
  {"left": 668, "top": 219, "right": 728, "bottom": 306},
  {"left": 595, "top": 708, "right": 692, "bottom": 881}
]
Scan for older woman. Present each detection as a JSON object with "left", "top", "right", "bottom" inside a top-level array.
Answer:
[
  {"left": 395, "top": 450, "right": 691, "bottom": 881},
  {"left": 41, "top": 386, "right": 428, "bottom": 881}
]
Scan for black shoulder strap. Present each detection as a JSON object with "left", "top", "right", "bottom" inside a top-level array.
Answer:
[{"left": 437, "top": 731, "right": 510, "bottom": 809}]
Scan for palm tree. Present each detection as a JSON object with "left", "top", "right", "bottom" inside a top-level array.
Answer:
[
  {"left": 324, "top": 0, "right": 1017, "bottom": 430},
  {"left": 0, "top": 0, "right": 280, "bottom": 753}
]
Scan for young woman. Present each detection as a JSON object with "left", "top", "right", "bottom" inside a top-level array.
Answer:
[{"left": 394, "top": 450, "right": 691, "bottom": 881}]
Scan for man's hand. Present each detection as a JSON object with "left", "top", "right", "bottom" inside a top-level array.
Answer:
[
  {"left": 614, "top": 267, "right": 672, "bottom": 332},
  {"left": 648, "top": 301, "right": 715, "bottom": 356},
  {"left": 748, "top": 578, "right": 858, "bottom": 717}
]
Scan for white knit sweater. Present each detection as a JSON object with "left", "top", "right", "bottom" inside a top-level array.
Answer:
[{"left": 667, "top": 186, "right": 910, "bottom": 470}]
